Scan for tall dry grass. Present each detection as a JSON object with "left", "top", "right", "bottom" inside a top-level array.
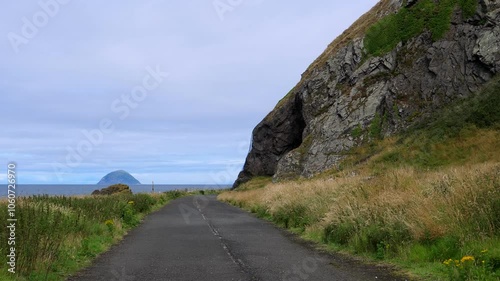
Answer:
[
  {"left": 220, "top": 162, "right": 500, "bottom": 281},
  {"left": 220, "top": 163, "right": 499, "bottom": 241}
]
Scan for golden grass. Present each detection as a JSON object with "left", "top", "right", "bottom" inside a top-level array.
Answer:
[
  {"left": 220, "top": 126, "right": 500, "bottom": 243},
  {"left": 236, "top": 176, "right": 273, "bottom": 191},
  {"left": 221, "top": 162, "right": 499, "bottom": 239}
]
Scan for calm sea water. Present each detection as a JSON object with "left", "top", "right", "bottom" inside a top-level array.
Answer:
[{"left": 1, "top": 184, "right": 230, "bottom": 197}]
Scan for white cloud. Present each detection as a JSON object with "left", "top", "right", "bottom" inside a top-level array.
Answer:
[{"left": 0, "top": 0, "right": 379, "bottom": 184}]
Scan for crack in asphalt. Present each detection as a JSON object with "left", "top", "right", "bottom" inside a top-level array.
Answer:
[
  {"left": 196, "top": 203, "right": 262, "bottom": 281},
  {"left": 69, "top": 195, "right": 410, "bottom": 281}
]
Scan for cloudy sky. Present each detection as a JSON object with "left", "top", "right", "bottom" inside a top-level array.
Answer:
[{"left": 1, "top": 0, "right": 378, "bottom": 185}]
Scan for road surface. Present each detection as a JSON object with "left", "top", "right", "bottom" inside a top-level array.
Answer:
[{"left": 69, "top": 195, "right": 408, "bottom": 281}]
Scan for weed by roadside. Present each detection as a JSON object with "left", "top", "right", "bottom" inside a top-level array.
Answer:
[
  {"left": 219, "top": 75, "right": 500, "bottom": 280},
  {"left": 0, "top": 190, "right": 189, "bottom": 281}
]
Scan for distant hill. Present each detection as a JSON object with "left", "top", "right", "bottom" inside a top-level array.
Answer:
[{"left": 97, "top": 170, "right": 141, "bottom": 185}]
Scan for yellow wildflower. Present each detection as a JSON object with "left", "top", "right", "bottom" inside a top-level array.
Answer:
[
  {"left": 128, "top": 201, "right": 134, "bottom": 205},
  {"left": 461, "top": 256, "right": 475, "bottom": 263},
  {"left": 443, "top": 259, "right": 452, "bottom": 266},
  {"left": 481, "top": 249, "right": 488, "bottom": 254},
  {"left": 105, "top": 219, "right": 114, "bottom": 226}
]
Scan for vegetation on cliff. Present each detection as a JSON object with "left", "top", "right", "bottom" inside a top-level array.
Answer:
[
  {"left": 234, "top": 0, "right": 499, "bottom": 187},
  {"left": 220, "top": 76, "right": 500, "bottom": 280},
  {"left": 365, "top": 0, "right": 478, "bottom": 56}
]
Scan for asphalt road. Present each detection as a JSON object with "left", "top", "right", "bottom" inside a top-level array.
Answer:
[{"left": 68, "top": 195, "right": 408, "bottom": 281}]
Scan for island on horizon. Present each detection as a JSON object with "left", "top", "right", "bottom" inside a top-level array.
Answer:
[{"left": 97, "top": 170, "right": 141, "bottom": 185}]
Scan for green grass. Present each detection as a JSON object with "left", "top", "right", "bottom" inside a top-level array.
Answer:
[
  {"left": 351, "top": 125, "right": 363, "bottom": 138},
  {"left": 228, "top": 168, "right": 500, "bottom": 280},
  {"left": 338, "top": 75, "right": 500, "bottom": 173},
  {"left": 0, "top": 190, "right": 190, "bottom": 280},
  {"left": 365, "top": 0, "right": 478, "bottom": 57},
  {"left": 374, "top": 75, "right": 500, "bottom": 171},
  {"left": 459, "top": 0, "right": 479, "bottom": 18},
  {"left": 369, "top": 112, "right": 383, "bottom": 139},
  {"left": 221, "top": 75, "right": 500, "bottom": 280},
  {"left": 236, "top": 176, "right": 273, "bottom": 191}
]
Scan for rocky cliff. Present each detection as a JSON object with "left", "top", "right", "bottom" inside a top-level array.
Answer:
[{"left": 234, "top": 0, "right": 500, "bottom": 188}]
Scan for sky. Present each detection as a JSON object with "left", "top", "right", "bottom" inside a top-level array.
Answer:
[{"left": 1, "top": 0, "right": 378, "bottom": 185}]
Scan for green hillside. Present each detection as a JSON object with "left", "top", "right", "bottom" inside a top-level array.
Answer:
[{"left": 220, "top": 76, "right": 500, "bottom": 280}]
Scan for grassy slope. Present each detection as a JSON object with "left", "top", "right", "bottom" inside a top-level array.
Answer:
[
  {"left": 364, "top": 0, "right": 478, "bottom": 56},
  {"left": 0, "top": 190, "right": 219, "bottom": 281},
  {"left": 219, "top": 76, "right": 500, "bottom": 280}
]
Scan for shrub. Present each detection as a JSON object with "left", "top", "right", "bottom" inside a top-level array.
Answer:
[
  {"left": 323, "top": 222, "right": 356, "bottom": 245},
  {"left": 130, "top": 193, "right": 156, "bottom": 213},
  {"left": 92, "top": 183, "right": 132, "bottom": 196},
  {"left": 165, "top": 190, "right": 187, "bottom": 200},
  {"left": 351, "top": 125, "right": 363, "bottom": 138},
  {"left": 365, "top": 0, "right": 478, "bottom": 57}
]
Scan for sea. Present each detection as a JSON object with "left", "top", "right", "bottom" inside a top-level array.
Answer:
[{"left": 1, "top": 184, "right": 231, "bottom": 197}]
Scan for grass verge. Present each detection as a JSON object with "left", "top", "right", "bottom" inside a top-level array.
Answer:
[
  {"left": 219, "top": 77, "right": 500, "bottom": 280},
  {"left": 0, "top": 189, "right": 216, "bottom": 280}
]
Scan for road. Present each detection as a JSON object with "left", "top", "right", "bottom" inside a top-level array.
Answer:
[{"left": 69, "top": 195, "right": 408, "bottom": 281}]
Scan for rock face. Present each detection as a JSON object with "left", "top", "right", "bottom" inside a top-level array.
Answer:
[
  {"left": 233, "top": 93, "right": 306, "bottom": 187},
  {"left": 234, "top": 0, "right": 500, "bottom": 188},
  {"left": 97, "top": 170, "right": 141, "bottom": 185}
]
